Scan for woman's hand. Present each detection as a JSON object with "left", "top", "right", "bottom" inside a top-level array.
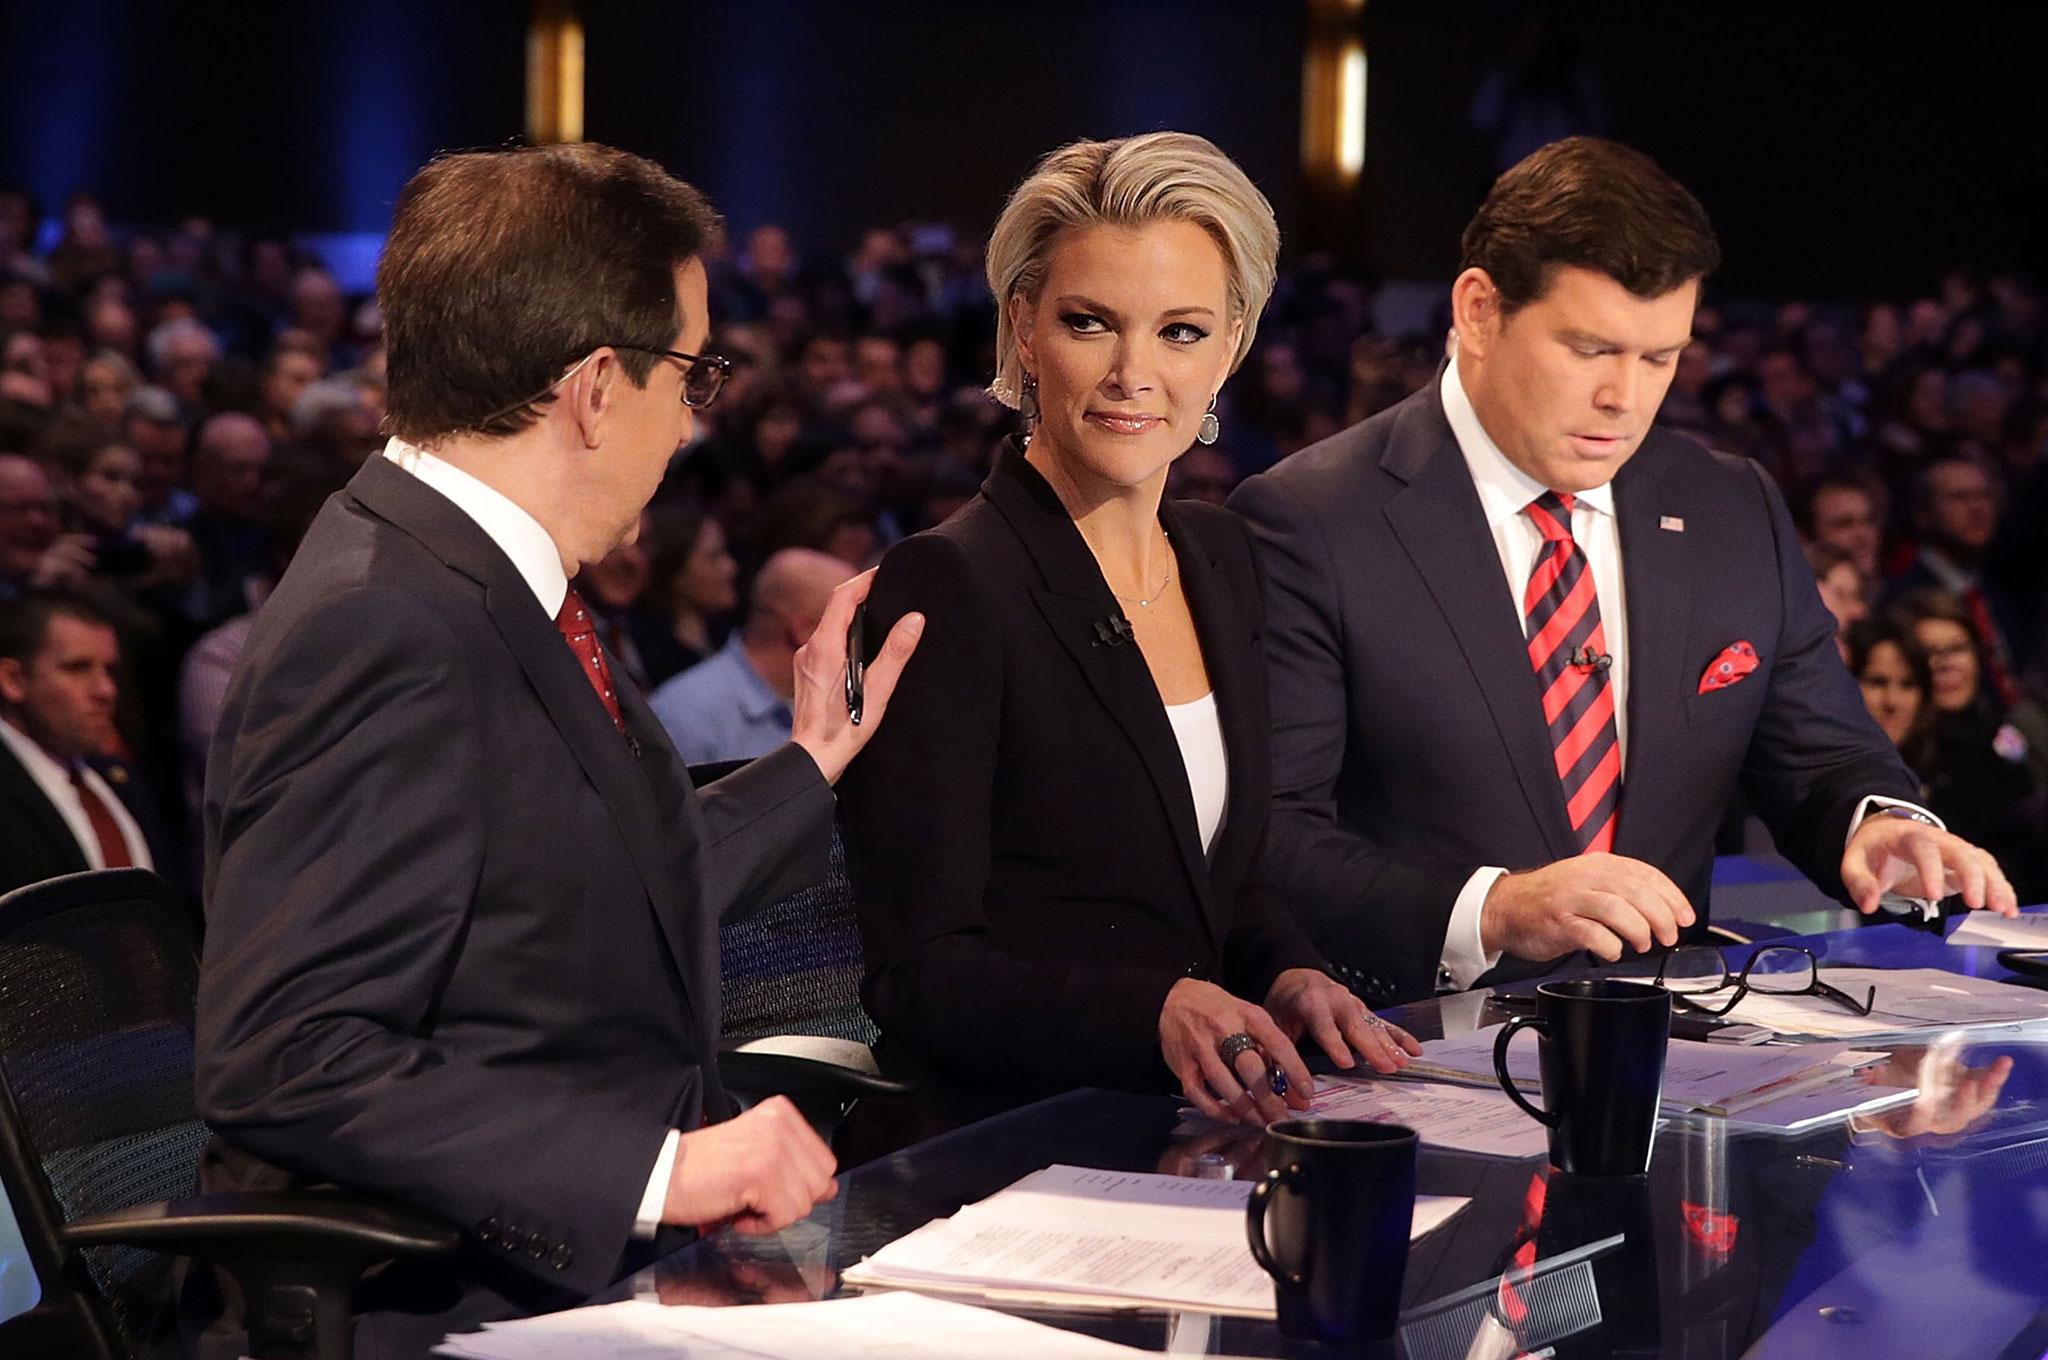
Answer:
[
  {"left": 1159, "top": 978, "right": 1313, "bottom": 1127},
  {"left": 1264, "top": 968, "right": 1422, "bottom": 1075}
]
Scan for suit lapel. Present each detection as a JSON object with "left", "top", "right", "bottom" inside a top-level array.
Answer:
[
  {"left": 1612, "top": 451, "right": 1693, "bottom": 858},
  {"left": 0, "top": 739, "right": 88, "bottom": 874},
  {"left": 346, "top": 458, "right": 702, "bottom": 1030},
  {"left": 1379, "top": 396, "right": 1579, "bottom": 860},
  {"left": 986, "top": 449, "right": 1217, "bottom": 936},
  {"left": 1164, "top": 501, "right": 1261, "bottom": 938}
]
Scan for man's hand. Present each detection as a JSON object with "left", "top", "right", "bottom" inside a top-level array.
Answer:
[
  {"left": 30, "top": 534, "right": 95, "bottom": 589},
  {"left": 662, "top": 1096, "right": 838, "bottom": 1236},
  {"left": 788, "top": 569, "right": 923, "bottom": 785},
  {"left": 1159, "top": 978, "right": 1313, "bottom": 1128},
  {"left": 1480, "top": 853, "right": 1695, "bottom": 963},
  {"left": 1842, "top": 815, "right": 2018, "bottom": 917},
  {"left": 1264, "top": 967, "right": 1420, "bottom": 1075}
]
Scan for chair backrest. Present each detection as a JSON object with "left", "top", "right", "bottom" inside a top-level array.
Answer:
[
  {"left": 691, "top": 762, "right": 879, "bottom": 1047},
  {"left": 0, "top": 869, "right": 208, "bottom": 1358}
]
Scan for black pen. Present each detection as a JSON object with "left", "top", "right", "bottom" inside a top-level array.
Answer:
[{"left": 845, "top": 601, "right": 867, "bottom": 726}]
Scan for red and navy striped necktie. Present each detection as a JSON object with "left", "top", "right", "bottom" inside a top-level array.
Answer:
[{"left": 1523, "top": 491, "right": 1620, "bottom": 853}]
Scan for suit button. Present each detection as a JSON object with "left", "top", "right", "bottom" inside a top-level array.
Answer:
[
  {"left": 477, "top": 1217, "right": 501, "bottom": 1246},
  {"left": 526, "top": 1237, "right": 547, "bottom": 1260},
  {"left": 550, "top": 1244, "right": 574, "bottom": 1271},
  {"left": 501, "top": 1226, "right": 528, "bottom": 1252}
]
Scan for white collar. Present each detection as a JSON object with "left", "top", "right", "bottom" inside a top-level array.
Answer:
[
  {"left": 382, "top": 437, "right": 570, "bottom": 617},
  {"left": 0, "top": 716, "right": 69, "bottom": 786},
  {"left": 1440, "top": 352, "right": 1616, "bottom": 529}
]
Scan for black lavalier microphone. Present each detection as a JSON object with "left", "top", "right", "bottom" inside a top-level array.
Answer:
[{"left": 1093, "top": 614, "right": 1135, "bottom": 647}]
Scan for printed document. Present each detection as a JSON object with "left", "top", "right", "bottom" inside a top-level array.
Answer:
[{"left": 842, "top": 1164, "right": 1467, "bottom": 1317}]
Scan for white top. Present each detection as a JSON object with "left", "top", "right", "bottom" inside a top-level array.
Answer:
[
  {"left": 379, "top": 436, "right": 678, "bottom": 1237},
  {"left": 1164, "top": 693, "right": 1228, "bottom": 856},
  {"left": 0, "top": 717, "right": 153, "bottom": 872}
]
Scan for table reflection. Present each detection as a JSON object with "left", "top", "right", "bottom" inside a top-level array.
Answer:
[{"left": 628, "top": 1006, "right": 2048, "bottom": 1358}]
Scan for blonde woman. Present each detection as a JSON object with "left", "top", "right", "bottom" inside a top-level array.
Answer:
[{"left": 840, "top": 133, "right": 1417, "bottom": 1127}]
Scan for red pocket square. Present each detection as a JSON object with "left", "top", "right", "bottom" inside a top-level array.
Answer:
[{"left": 1698, "top": 641, "right": 1759, "bottom": 694}]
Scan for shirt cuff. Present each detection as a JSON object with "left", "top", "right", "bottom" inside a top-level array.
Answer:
[
  {"left": 1440, "top": 867, "right": 1508, "bottom": 991},
  {"left": 1848, "top": 795, "right": 1949, "bottom": 921},
  {"left": 633, "top": 1129, "right": 681, "bottom": 1239}
]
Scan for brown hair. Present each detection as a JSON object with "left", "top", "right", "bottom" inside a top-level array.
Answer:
[
  {"left": 378, "top": 143, "right": 725, "bottom": 444},
  {"left": 1460, "top": 136, "right": 1720, "bottom": 315}
]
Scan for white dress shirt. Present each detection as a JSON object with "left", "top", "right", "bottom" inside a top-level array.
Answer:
[
  {"left": 381, "top": 438, "right": 679, "bottom": 1237},
  {"left": 1432, "top": 359, "right": 1938, "bottom": 988},
  {"left": 0, "top": 717, "right": 153, "bottom": 872}
]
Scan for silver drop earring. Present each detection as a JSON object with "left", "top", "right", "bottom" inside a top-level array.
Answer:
[
  {"left": 1197, "top": 395, "right": 1220, "bottom": 445},
  {"left": 1019, "top": 372, "right": 1039, "bottom": 424}
]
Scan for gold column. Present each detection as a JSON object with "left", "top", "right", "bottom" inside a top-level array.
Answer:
[
  {"left": 527, "top": 0, "right": 585, "bottom": 144},
  {"left": 1300, "top": 0, "right": 1367, "bottom": 259}
]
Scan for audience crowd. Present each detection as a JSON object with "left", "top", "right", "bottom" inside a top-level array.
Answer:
[{"left": 1, "top": 183, "right": 2044, "bottom": 902}]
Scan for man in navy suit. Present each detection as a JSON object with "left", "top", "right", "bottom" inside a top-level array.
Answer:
[
  {"left": 0, "top": 589, "right": 171, "bottom": 895},
  {"left": 195, "top": 144, "right": 922, "bottom": 1349},
  {"left": 1231, "top": 137, "right": 2016, "bottom": 1006}
]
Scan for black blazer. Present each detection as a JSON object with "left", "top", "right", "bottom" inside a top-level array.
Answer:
[
  {"left": 194, "top": 456, "right": 835, "bottom": 1321},
  {"left": 0, "top": 739, "right": 173, "bottom": 897},
  {"left": 1230, "top": 384, "right": 1921, "bottom": 1005},
  {"left": 839, "top": 444, "right": 1326, "bottom": 1095}
]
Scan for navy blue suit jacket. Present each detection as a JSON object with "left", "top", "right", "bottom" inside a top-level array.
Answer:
[
  {"left": 195, "top": 456, "right": 834, "bottom": 1318},
  {"left": 1231, "top": 385, "right": 1919, "bottom": 1004}
]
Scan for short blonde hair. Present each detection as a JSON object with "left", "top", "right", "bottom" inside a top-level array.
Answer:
[{"left": 985, "top": 132, "right": 1280, "bottom": 409}]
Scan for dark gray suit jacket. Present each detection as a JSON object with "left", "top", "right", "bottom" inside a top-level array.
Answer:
[
  {"left": 194, "top": 456, "right": 834, "bottom": 1314},
  {"left": 1230, "top": 385, "right": 1918, "bottom": 1005}
]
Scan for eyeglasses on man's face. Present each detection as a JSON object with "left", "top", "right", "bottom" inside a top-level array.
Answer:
[
  {"left": 1654, "top": 943, "right": 1877, "bottom": 1017},
  {"left": 609, "top": 344, "right": 732, "bottom": 409}
]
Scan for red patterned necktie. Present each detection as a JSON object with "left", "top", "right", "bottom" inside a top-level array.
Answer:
[
  {"left": 1523, "top": 491, "right": 1620, "bottom": 853},
  {"left": 555, "top": 587, "right": 626, "bottom": 733},
  {"left": 69, "top": 766, "right": 134, "bottom": 868}
]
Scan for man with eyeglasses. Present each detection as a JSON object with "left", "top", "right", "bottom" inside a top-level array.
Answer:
[{"left": 193, "top": 144, "right": 924, "bottom": 1348}]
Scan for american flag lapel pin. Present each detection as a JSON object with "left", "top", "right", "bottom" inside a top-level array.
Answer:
[{"left": 1659, "top": 515, "right": 1685, "bottom": 532}]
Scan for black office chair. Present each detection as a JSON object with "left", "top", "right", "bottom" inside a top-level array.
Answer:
[
  {"left": 0, "top": 869, "right": 457, "bottom": 1360},
  {"left": 690, "top": 761, "right": 912, "bottom": 1132}
]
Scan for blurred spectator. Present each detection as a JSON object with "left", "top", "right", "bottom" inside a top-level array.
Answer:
[
  {"left": 0, "top": 454, "right": 92, "bottom": 598},
  {"left": 0, "top": 590, "right": 166, "bottom": 893},
  {"left": 1800, "top": 469, "right": 1886, "bottom": 579},
  {"left": 146, "top": 316, "right": 221, "bottom": 412},
  {"left": 1805, "top": 541, "right": 1870, "bottom": 661},
  {"left": 573, "top": 516, "right": 662, "bottom": 695},
  {"left": 123, "top": 385, "right": 197, "bottom": 525},
  {"left": 78, "top": 349, "right": 140, "bottom": 428},
  {"left": 642, "top": 506, "right": 739, "bottom": 684},
  {"left": 756, "top": 476, "right": 878, "bottom": 568},
  {"left": 649, "top": 547, "right": 851, "bottom": 765},
  {"left": 1884, "top": 593, "right": 2048, "bottom": 901},
  {"left": 1890, "top": 450, "right": 2022, "bottom": 701},
  {"left": 178, "top": 468, "right": 341, "bottom": 822},
  {"left": 256, "top": 335, "right": 327, "bottom": 443},
  {"left": 1848, "top": 617, "right": 1938, "bottom": 773},
  {"left": 184, "top": 412, "right": 272, "bottom": 624}
]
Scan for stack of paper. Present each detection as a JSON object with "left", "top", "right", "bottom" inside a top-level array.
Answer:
[
  {"left": 841, "top": 1164, "right": 1468, "bottom": 1317},
  {"left": 1715, "top": 967, "right": 2048, "bottom": 1038},
  {"left": 1419, "top": 1031, "right": 1849, "bottom": 1107},
  {"left": 438, "top": 1290, "right": 1161, "bottom": 1359},
  {"left": 1945, "top": 912, "right": 2048, "bottom": 949},
  {"left": 1403, "top": 1032, "right": 1913, "bottom": 1131},
  {"left": 1294, "top": 1074, "right": 1550, "bottom": 1159}
]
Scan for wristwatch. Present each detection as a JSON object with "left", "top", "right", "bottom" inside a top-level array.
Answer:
[{"left": 1870, "top": 806, "right": 1940, "bottom": 830}]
